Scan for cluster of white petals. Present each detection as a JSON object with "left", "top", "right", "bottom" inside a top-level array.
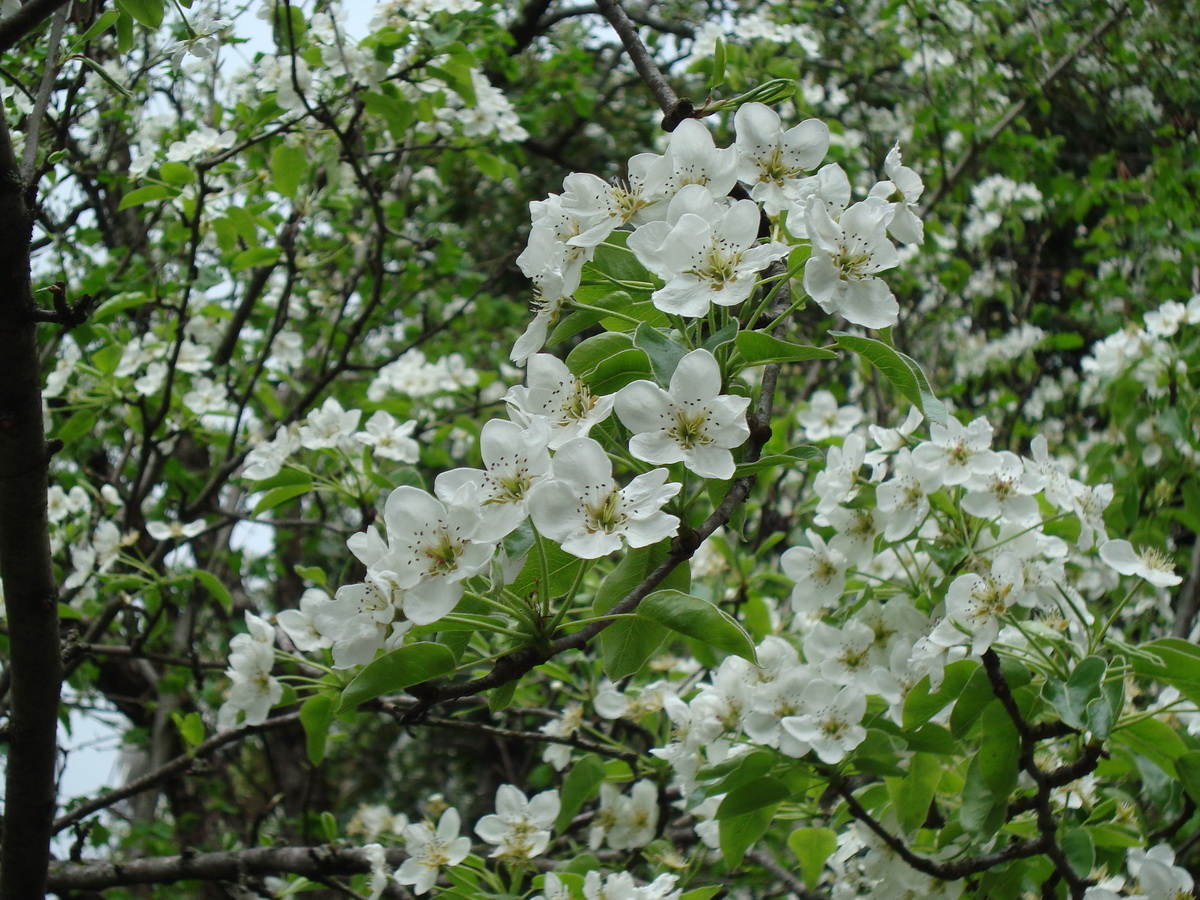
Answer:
[{"left": 514, "top": 102, "right": 926, "bottom": 356}]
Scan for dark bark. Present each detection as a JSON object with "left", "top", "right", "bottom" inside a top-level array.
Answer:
[{"left": 0, "top": 106, "right": 62, "bottom": 899}]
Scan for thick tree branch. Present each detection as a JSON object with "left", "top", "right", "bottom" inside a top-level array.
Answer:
[
  {"left": 47, "top": 845, "right": 409, "bottom": 892},
  {"left": 0, "top": 89, "right": 61, "bottom": 900},
  {"left": 0, "top": 0, "right": 71, "bottom": 54}
]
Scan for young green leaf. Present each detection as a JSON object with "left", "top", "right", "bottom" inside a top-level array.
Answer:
[
  {"left": 829, "top": 331, "right": 948, "bottom": 425},
  {"left": 338, "top": 643, "right": 456, "bottom": 711}
]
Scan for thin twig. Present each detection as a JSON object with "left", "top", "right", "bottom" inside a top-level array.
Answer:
[{"left": 51, "top": 713, "right": 302, "bottom": 835}]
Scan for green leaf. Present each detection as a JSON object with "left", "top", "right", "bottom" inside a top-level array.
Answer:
[
  {"left": 960, "top": 754, "right": 1007, "bottom": 839},
  {"left": 950, "top": 658, "right": 1029, "bottom": 738},
  {"left": 903, "top": 659, "right": 978, "bottom": 729},
  {"left": 828, "top": 331, "right": 948, "bottom": 425},
  {"left": 1112, "top": 716, "right": 1187, "bottom": 778},
  {"left": 1173, "top": 752, "right": 1200, "bottom": 805},
  {"left": 594, "top": 541, "right": 687, "bottom": 680},
  {"left": 253, "top": 481, "right": 312, "bottom": 515},
  {"left": 1061, "top": 828, "right": 1095, "bottom": 878},
  {"left": 91, "top": 291, "right": 150, "bottom": 324},
  {"left": 599, "top": 615, "right": 666, "bottom": 681},
  {"left": 116, "top": 8, "right": 134, "bottom": 53},
  {"left": 716, "top": 776, "right": 792, "bottom": 818},
  {"left": 55, "top": 409, "right": 98, "bottom": 444},
  {"left": 510, "top": 541, "right": 584, "bottom": 605},
  {"left": 192, "top": 569, "right": 233, "bottom": 613},
  {"left": 159, "top": 162, "right": 194, "bottom": 186},
  {"left": 979, "top": 701, "right": 1020, "bottom": 796},
  {"left": 556, "top": 755, "right": 606, "bottom": 833},
  {"left": 702, "top": 321, "right": 739, "bottom": 352},
  {"left": 73, "top": 9, "right": 121, "bottom": 46},
  {"left": 719, "top": 802, "right": 777, "bottom": 867},
  {"left": 300, "top": 694, "right": 335, "bottom": 765},
  {"left": 271, "top": 143, "right": 308, "bottom": 199},
  {"left": 710, "top": 36, "right": 726, "bottom": 88},
  {"left": 1130, "top": 638, "right": 1200, "bottom": 707},
  {"left": 734, "top": 445, "right": 823, "bottom": 475},
  {"left": 735, "top": 331, "right": 837, "bottom": 366},
  {"left": 1043, "top": 656, "right": 1106, "bottom": 730},
  {"left": 488, "top": 679, "right": 517, "bottom": 714},
  {"left": 115, "top": 0, "right": 164, "bottom": 29},
  {"left": 891, "top": 752, "right": 941, "bottom": 833},
  {"left": 787, "top": 827, "right": 837, "bottom": 890},
  {"left": 634, "top": 589, "right": 756, "bottom": 663},
  {"left": 338, "top": 643, "right": 456, "bottom": 711},
  {"left": 293, "top": 565, "right": 327, "bottom": 586},
  {"left": 698, "top": 749, "right": 774, "bottom": 797},
  {"left": 681, "top": 889, "right": 722, "bottom": 900},
  {"left": 172, "top": 711, "right": 205, "bottom": 748},
  {"left": 118, "top": 184, "right": 173, "bottom": 210},
  {"left": 231, "top": 246, "right": 280, "bottom": 272},
  {"left": 633, "top": 322, "right": 688, "bottom": 386}
]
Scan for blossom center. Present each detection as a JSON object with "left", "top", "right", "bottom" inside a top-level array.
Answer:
[
  {"left": 584, "top": 490, "right": 627, "bottom": 534},
  {"left": 561, "top": 380, "right": 598, "bottom": 423},
  {"left": 669, "top": 408, "right": 713, "bottom": 450},
  {"left": 423, "top": 531, "right": 464, "bottom": 575}
]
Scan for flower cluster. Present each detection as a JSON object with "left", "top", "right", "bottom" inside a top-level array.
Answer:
[{"left": 513, "top": 103, "right": 926, "bottom": 359}]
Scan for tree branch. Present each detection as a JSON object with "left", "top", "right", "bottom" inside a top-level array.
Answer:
[
  {"left": 0, "top": 0, "right": 71, "bottom": 54},
  {"left": 0, "top": 71, "right": 62, "bottom": 900},
  {"left": 47, "top": 844, "right": 409, "bottom": 892},
  {"left": 591, "top": 0, "right": 693, "bottom": 128},
  {"left": 52, "top": 713, "right": 302, "bottom": 835}
]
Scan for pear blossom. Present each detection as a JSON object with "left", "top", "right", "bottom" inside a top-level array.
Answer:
[
  {"left": 313, "top": 570, "right": 414, "bottom": 668},
  {"left": 299, "top": 397, "right": 361, "bottom": 450},
  {"left": 734, "top": 102, "right": 830, "bottom": 216},
  {"left": 627, "top": 186, "right": 788, "bottom": 317},
  {"left": 182, "top": 376, "right": 230, "bottom": 415},
  {"left": 656, "top": 118, "right": 738, "bottom": 200},
  {"left": 960, "top": 450, "right": 1045, "bottom": 525},
  {"left": 797, "top": 390, "right": 863, "bottom": 441},
  {"left": 354, "top": 410, "right": 419, "bottom": 462},
  {"left": 527, "top": 437, "right": 680, "bottom": 558},
  {"left": 614, "top": 348, "right": 750, "bottom": 479},
  {"left": 434, "top": 418, "right": 551, "bottom": 541},
  {"left": 559, "top": 164, "right": 660, "bottom": 248},
  {"left": 803, "top": 197, "right": 900, "bottom": 329},
  {"left": 1069, "top": 479, "right": 1114, "bottom": 550},
  {"left": 781, "top": 529, "right": 851, "bottom": 612},
  {"left": 276, "top": 588, "right": 335, "bottom": 652},
  {"left": 780, "top": 681, "right": 867, "bottom": 763},
  {"left": 1099, "top": 540, "right": 1182, "bottom": 587},
  {"left": 475, "top": 784, "right": 560, "bottom": 862},
  {"left": 217, "top": 613, "right": 282, "bottom": 729},
  {"left": 504, "top": 354, "right": 615, "bottom": 450},
  {"left": 911, "top": 416, "right": 1000, "bottom": 487},
  {"left": 395, "top": 808, "right": 471, "bottom": 895},
  {"left": 146, "top": 518, "right": 206, "bottom": 541},
  {"left": 372, "top": 485, "right": 498, "bottom": 623},
  {"left": 517, "top": 194, "right": 594, "bottom": 299},
  {"left": 512, "top": 269, "right": 567, "bottom": 364},
  {"left": 869, "top": 142, "right": 925, "bottom": 245},
  {"left": 930, "top": 554, "right": 1025, "bottom": 654},
  {"left": 242, "top": 427, "right": 301, "bottom": 481},
  {"left": 591, "top": 780, "right": 659, "bottom": 850}
]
